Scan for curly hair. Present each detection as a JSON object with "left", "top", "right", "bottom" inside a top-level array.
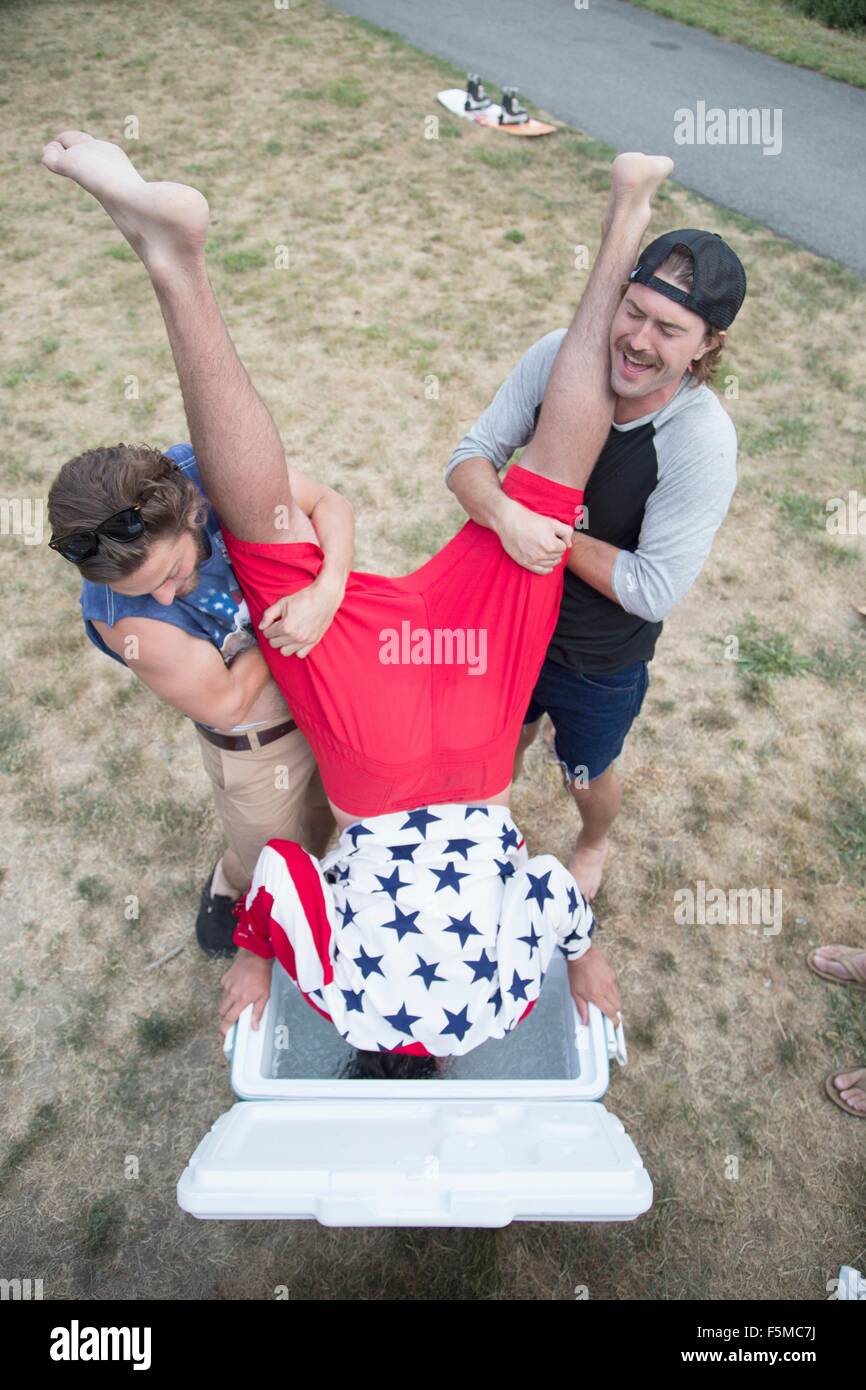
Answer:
[
  {"left": 340, "top": 1049, "right": 440, "bottom": 1080},
  {"left": 47, "top": 442, "right": 208, "bottom": 583}
]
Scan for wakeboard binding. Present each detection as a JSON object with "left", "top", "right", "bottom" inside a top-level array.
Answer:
[
  {"left": 499, "top": 88, "right": 529, "bottom": 126},
  {"left": 464, "top": 73, "right": 492, "bottom": 112}
]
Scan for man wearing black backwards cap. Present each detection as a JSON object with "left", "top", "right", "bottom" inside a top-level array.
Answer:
[{"left": 446, "top": 218, "right": 746, "bottom": 913}]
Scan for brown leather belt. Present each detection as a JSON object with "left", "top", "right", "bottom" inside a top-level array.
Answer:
[{"left": 194, "top": 717, "right": 298, "bottom": 752}]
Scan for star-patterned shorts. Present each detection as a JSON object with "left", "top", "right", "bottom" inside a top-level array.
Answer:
[{"left": 232, "top": 802, "right": 595, "bottom": 1058}]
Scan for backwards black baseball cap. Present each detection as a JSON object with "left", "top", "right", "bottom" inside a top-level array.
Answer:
[{"left": 628, "top": 228, "right": 747, "bottom": 331}]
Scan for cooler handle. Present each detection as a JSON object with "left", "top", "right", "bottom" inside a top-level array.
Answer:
[{"left": 604, "top": 1012, "right": 628, "bottom": 1067}]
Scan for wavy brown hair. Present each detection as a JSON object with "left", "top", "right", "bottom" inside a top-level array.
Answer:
[{"left": 47, "top": 443, "right": 207, "bottom": 583}]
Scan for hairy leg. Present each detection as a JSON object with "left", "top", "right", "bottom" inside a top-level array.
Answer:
[
  {"left": 41, "top": 131, "right": 312, "bottom": 545},
  {"left": 520, "top": 153, "right": 673, "bottom": 490},
  {"left": 566, "top": 765, "right": 622, "bottom": 900}
]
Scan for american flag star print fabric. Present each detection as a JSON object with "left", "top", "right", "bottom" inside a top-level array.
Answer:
[{"left": 232, "top": 802, "right": 594, "bottom": 1058}]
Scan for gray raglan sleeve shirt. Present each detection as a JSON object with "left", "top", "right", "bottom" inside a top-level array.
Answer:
[
  {"left": 610, "top": 401, "right": 738, "bottom": 622},
  {"left": 444, "top": 329, "right": 737, "bottom": 625}
]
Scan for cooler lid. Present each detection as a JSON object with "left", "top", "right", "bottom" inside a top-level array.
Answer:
[{"left": 177, "top": 1097, "right": 652, "bottom": 1226}]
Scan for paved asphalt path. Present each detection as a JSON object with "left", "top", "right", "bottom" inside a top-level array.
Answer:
[{"left": 332, "top": 0, "right": 866, "bottom": 275}]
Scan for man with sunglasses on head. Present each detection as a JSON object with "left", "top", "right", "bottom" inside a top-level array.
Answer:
[{"left": 47, "top": 441, "right": 353, "bottom": 955}]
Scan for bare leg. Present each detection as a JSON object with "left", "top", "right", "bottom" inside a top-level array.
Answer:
[
  {"left": 512, "top": 718, "right": 542, "bottom": 781},
  {"left": 520, "top": 153, "right": 673, "bottom": 490},
  {"left": 41, "top": 131, "right": 313, "bottom": 546},
  {"left": 512, "top": 154, "right": 672, "bottom": 890},
  {"left": 513, "top": 725, "right": 621, "bottom": 897},
  {"left": 213, "top": 849, "right": 247, "bottom": 899},
  {"left": 567, "top": 765, "right": 622, "bottom": 899}
]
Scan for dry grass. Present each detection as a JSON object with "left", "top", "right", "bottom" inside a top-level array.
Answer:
[{"left": 0, "top": 0, "right": 864, "bottom": 1300}]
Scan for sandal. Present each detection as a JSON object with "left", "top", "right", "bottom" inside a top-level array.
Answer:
[
  {"left": 825, "top": 1067, "right": 866, "bottom": 1118},
  {"left": 805, "top": 944, "right": 866, "bottom": 990}
]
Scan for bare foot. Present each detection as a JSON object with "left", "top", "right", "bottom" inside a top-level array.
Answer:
[
  {"left": 831, "top": 1068, "right": 866, "bottom": 1114},
  {"left": 41, "top": 130, "right": 209, "bottom": 279},
  {"left": 602, "top": 152, "right": 674, "bottom": 236},
  {"left": 569, "top": 835, "right": 609, "bottom": 900},
  {"left": 813, "top": 946, "right": 866, "bottom": 984}
]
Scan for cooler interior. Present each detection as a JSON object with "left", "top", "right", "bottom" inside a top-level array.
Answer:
[{"left": 262, "top": 947, "right": 585, "bottom": 1082}]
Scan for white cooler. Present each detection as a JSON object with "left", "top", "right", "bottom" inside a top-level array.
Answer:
[{"left": 177, "top": 950, "right": 652, "bottom": 1227}]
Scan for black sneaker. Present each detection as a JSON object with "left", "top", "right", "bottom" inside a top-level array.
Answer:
[{"left": 195, "top": 865, "right": 243, "bottom": 958}]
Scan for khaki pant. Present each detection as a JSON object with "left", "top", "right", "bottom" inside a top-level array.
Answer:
[{"left": 195, "top": 716, "right": 336, "bottom": 892}]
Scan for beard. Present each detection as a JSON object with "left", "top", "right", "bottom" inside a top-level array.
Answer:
[
  {"left": 179, "top": 525, "right": 211, "bottom": 595},
  {"left": 193, "top": 524, "right": 211, "bottom": 563}
]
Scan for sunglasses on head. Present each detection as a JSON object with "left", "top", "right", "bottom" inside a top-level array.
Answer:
[{"left": 49, "top": 506, "right": 145, "bottom": 564}]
